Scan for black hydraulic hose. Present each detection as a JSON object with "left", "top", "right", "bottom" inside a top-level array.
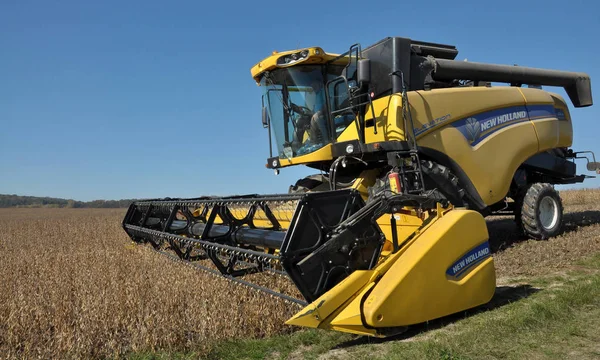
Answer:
[{"left": 328, "top": 156, "right": 366, "bottom": 191}]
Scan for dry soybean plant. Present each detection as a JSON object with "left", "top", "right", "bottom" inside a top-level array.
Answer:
[{"left": 0, "top": 209, "right": 299, "bottom": 359}]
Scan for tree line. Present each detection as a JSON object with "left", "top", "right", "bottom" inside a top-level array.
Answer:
[{"left": 0, "top": 194, "right": 137, "bottom": 208}]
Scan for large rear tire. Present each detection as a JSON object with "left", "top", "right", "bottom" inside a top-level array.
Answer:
[
  {"left": 420, "top": 160, "right": 467, "bottom": 207},
  {"left": 519, "top": 183, "right": 563, "bottom": 239}
]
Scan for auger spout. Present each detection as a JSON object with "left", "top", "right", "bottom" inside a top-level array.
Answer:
[{"left": 424, "top": 57, "right": 593, "bottom": 107}]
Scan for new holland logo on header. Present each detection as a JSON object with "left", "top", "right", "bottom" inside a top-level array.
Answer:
[
  {"left": 453, "top": 106, "right": 530, "bottom": 146},
  {"left": 446, "top": 241, "right": 491, "bottom": 280}
]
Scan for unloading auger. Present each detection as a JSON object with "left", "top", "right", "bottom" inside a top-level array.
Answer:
[{"left": 123, "top": 36, "right": 596, "bottom": 336}]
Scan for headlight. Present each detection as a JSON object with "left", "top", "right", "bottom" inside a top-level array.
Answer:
[{"left": 277, "top": 49, "right": 310, "bottom": 66}]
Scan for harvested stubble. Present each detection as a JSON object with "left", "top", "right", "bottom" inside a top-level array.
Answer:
[
  {"left": 0, "top": 188, "right": 599, "bottom": 359},
  {"left": 0, "top": 209, "right": 299, "bottom": 359},
  {"left": 488, "top": 188, "right": 600, "bottom": 278}
]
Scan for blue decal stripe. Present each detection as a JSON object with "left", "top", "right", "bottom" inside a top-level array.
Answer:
[
  {"left": 528, "top": 105, "right": 558, "bottom": 121},
  {"left": 451, "top": 252, "right": 489, "bottom": 278},
  {"left": 419, "top": 104, "right": 562, "bottom": 145}
]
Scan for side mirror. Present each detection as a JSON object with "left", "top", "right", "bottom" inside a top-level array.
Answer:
[
  {"left": 587, "top": 161, "right": 600, "bottom": 173},
  {"left": 262, "top": 106, "right": 269, "bottom": 128},
  {"left": 358, "top": 59, "right": 371, "bottom": 85}
]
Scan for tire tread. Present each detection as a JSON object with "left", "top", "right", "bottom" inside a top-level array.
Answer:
[{"left": 519, "top": 183, "right": 563, "bottom": 239}]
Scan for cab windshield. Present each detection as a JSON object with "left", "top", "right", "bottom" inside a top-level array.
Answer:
[{"left": 262, "top": 65, "right": 352, "bottom": 159}]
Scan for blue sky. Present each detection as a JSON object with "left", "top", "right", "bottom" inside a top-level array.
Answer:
[{"left": 1, "top": 0, "right": 599, "bottom": 201}]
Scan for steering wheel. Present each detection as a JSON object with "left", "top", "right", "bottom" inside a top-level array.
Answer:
[{"left": 290, "top": 102, "right": 312, "bottom": 116}]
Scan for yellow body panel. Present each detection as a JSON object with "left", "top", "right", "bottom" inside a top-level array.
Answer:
[
  {"left": 329, "top": 284, "right": 378, "bottom": 336},
  {"left": 404, "top": 87, "right": 537, "bottom": 205},
  {"left": 529, "top": 91, "right": 573, "bottom": 149},
  {"left": 336, "top": 117, "right": 361, "bottom": 142},
  {"left": 519, "top": 88, "right": 559, "bottom": 152},
  {"left": 551, "top": 93, "right": 574, "bottom": 148},
  {"left": 377, "top": 213, "right": 423, "bottom": 252},
  {"left": 285, "top": 270, "right": 374, "bottom": 329},
  {"left": 362, "top": 209, "right": 495, "bottom": 327},
  {"left": 363, "top": 95, "right": 406, "bottom": 142},
  {"left": 350, "top": 169, "right": 378, "bottom": 199},
  {"left": 348, "top": 87, "right": 572, "bottom": 206}
]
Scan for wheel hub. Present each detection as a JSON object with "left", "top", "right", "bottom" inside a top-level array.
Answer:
[{"left": 539, "top": 196, "right": 559, "bottom": 230}]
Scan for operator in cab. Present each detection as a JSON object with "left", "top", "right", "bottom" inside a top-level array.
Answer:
[
  {"left": 305, "top": 79, "right": 329, "bottom": 143},
  {"left": 293, "top": 79, "right": 330, "bottom": 155}
]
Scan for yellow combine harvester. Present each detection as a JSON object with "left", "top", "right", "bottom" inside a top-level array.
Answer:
[{"left": 123, "top": 37, "right": 598, "bottom": 336}]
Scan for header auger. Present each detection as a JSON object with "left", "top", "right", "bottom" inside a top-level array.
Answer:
[{"left": 123, "top": 36, "right": 597, "bottom": 337}]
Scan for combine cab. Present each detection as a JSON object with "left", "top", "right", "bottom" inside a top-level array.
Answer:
[{"left": 123, "top": 36, "right": 596, "bottom": 336}]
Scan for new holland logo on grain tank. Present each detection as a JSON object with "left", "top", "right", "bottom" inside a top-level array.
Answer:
[{"left": 453, "top": 106, "right": 530, "bottom": 146}]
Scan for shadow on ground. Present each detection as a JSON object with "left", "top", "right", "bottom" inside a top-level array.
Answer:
[
  {"left": 562, "top": 210, "right": 600, "bottom": 232},
  {"left": 333, "top": 284, "right": 539, "bottom": 348},
  {"left": 486, "top": 210, "right": 600, "bottom": 253}
]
